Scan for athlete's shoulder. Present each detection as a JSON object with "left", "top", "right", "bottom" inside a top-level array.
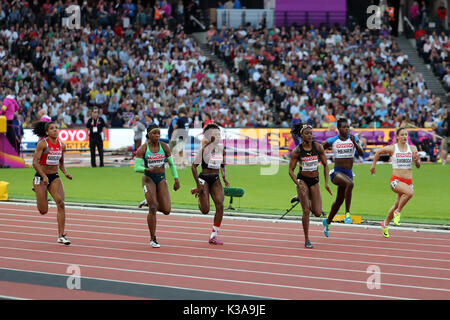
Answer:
[
  {"left": 409, "top": 144, "right": 418, "bottom": 153},
  {"left": 314, "top": 141, "right": 324, "bottom": 152},
  {"left": 160, "top": 141, "right": 170, "bottom": 154},
  {"left": 36, "top": 138, "right": 47, "bottom": 149},
  {"left": 326, "top": 135, "right": 339, "bottom": 144}
]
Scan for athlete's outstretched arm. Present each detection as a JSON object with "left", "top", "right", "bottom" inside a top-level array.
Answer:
[
  {"left": 350, "top": 134, "right": 364, "bottom": 157},
  {"left": 134, "top": 144, "right": 148, "bottom": 173},
  {"left": 59, "top": 143, "right": 72, "bottom": 180},
  {"left": 411, "top": 145, "right": 421, "bottom": 169},
  {"left": 162, "top": 142, "right": 180, "bottom": 191},
  {"left": 316, "top": 142, "right": 332, "bottom": 196},
  {"left": 288, "top": 148, "right": 300, "bottom": 188},
  {"left": 370, "top": 145, "right": 394, "bottom": 175},
  {"left": 32, "top": 140, "right": 49, "bottom": 185},
  {"left": 221, "top": 147, "right": 229, "bottom": 187},
  {"left": 191, "top": 148, "right": 203, "bottom": 187}
]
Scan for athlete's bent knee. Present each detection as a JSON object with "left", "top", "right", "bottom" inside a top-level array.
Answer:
[
  {"left": 312, "top": 210, "right": 321, "bottom": 217},
  {"left": 55, "top": 199, "right": 64, "bottom": 209},
  {"left": 160, "top": 207, "right": 171, "bottom": 215},
  {"left": 149, "top": 201, "right": 159, "bottom": 211},
  {"left": 38, "top": 208, "right": 48, "bottom": 215}
]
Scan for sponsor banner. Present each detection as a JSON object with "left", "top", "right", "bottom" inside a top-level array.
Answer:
[
  {"left": 21, "top": 128, "right": 432, "bottom": 155},
  {"left": 21, "top": 128, "right": 110, "bottom": 151}
]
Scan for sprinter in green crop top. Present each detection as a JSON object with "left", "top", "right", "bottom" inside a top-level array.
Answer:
[{"left": 134, "top": 124, "right": 180, "bottom": 248}]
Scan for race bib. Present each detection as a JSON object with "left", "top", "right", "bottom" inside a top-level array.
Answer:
[
  {"left": 301, "top": 155, "right": 318, "bottom": 171},
  {"left": 146, "top": 154, "right": 165, "bottom": 168}
]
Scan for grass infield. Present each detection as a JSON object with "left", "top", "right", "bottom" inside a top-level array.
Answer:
[{"left": 1, "top": 163, "right": 449, "bottom": 225}]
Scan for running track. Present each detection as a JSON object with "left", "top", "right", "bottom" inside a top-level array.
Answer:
[{"left": 0, "top": 202, "right": 449, "bottom": 300}]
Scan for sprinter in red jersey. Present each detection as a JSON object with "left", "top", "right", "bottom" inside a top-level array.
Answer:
[{"left": 32, "top": 121, "right": 72, "bottom": 245}]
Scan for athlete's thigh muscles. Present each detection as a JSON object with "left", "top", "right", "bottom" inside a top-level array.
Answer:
[
  {"left": 33, "top": 176, "right": 49, "bottom": 211},
  {"left": 142, "top": 176, "right": 157, "bottom": 204},
  {"left": 309, "top": 183, "right": 322, "bottom": 215},
  {"left": 209, "top": 179, "right": 224, "bottom": 205},
  {"left": 390, "top": 179, "right": 413, "bottom": 196},
  {"left": 297, "top": 179, "right": 311, "bottom": 211},
  {"left": 47, "top": 178, "right": 65, "bottom": 203}
]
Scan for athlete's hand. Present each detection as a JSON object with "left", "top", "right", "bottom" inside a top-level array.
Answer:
[
  {"left": 173, "top": 179, "right": 180, "bottom": 191},
  {"left": 413, "top": 152, "right": 420, "bottom": 163},
  {"left": 65, "top": 173, "right": 72, "bottom": 180},
  {"left": 42, "top": 176, "right": 49, "bottom": 186},
  {"left": 349, "top": 134, "right": 356, "bottom": 144},
  {"left": 325, "top": 184, "right": 332, "bottom": 196},
  {"left": 370, "top": 166, "right": 376, "bottom": 175},
  {"left": 223, "top": 179, "right": 230, "bottom": 188}
]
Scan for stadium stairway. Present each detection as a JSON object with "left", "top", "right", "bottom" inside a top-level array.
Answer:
[
  {"left": 191, "top": 31, "right": 254, "bottom": 95},
  {"left": 395, "top": 35, "right": 448, "bottom": 103}
]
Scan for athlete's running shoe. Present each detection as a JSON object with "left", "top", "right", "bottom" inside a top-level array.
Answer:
[
  {"left": 150, "top": 238, "right": 160, "bottom": 248},
  {"left": 322, "top": 218, "right": 329, "bottom": 237},
  {"left": 393, "top": 211, "right": 401, "bottom": 226},
  {"left": 57, "top": 234, "right": 71, "bottom": 245},
  {"left": 304, "top": 240, "right": 314, "bottom": 248},
  {"left": 380, "top": 222, "right": 389, "bottom": 238},
  {"left": 138, "top": 199, "right": 147, "bottom": 208},
  {"left": 344, "top": 212, "right": 351, "bottom": 224},
  {"left": 209, "top": 236, "right": 223, "bottom": 245},
  {"left": 291, "top": 196, "right": 299, "bottom": 203}
]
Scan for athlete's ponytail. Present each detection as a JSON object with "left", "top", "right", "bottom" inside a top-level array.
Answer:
[{"left": 32, "top": 121, "right": 55, "bottom": 138}]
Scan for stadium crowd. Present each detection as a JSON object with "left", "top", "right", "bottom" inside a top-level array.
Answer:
[
  {"left": 208, "top": 22, "right": 448, "bottom": 133},
  {"left": 0, "top": 0, "right": 448, "bottom": 140}
]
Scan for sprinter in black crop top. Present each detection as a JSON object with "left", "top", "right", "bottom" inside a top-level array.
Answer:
[{"left": 289, "top": 124, "right": 332, "bottom": 249}]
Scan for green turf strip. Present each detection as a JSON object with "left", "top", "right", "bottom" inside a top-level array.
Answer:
[{"left": 1, "top": 164, "right": 449, "bottom": 225}]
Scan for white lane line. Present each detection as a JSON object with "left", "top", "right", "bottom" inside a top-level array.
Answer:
[
  {"left": 0, "top": 210, "right": 449, "bottom": 249},
  {"left": 2, "top": 204, "right": 450, "bottom": 237},
  {"left": 0, "top": 219, "right": 449, "bottom": 259},
  {"left": 1, "top": 244, "right": 449, "bottom": 293},
  {"left": 0, "top": 231, "right": 449, "bottom": 275},
  {"left": 0, "top": 256, "right": 414, "bottom": 300}
]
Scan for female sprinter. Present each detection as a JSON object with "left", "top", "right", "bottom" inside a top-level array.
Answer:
[
  {"left": 370, "top": 127, "right": 420, "bottom": 238},
  {"left": 322, "top": 119, "right": 364, "bottom": 236},
  {"left": 32, "top": 121, "right": 72, "bottom": 245},
  {"left": 134, "top": 124, "right": 180, "bottom": 248},
  {"left": 191, "top": 123, "right": 230, "bottom": 245},
  {"left": 289, "top": 124, "right": 332, "bottom": 248}
]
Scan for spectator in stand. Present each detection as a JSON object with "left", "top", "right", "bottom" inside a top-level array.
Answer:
[
  {"left": 436, "top": 2, "right": 447, "bottom": 30},
  {"left": 224, "top": 0, "right": 233, "bottom": 9},
  {"left": 410, "top": 1, "right": 420, "bottom": 28}
]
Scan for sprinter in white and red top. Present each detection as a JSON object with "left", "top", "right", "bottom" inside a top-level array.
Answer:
[
  {"left": 370, "top": 127, "right": 421, "bottom": 238},
  {"left": 32, "top": 121, "right": 72, "bottom": 245}
]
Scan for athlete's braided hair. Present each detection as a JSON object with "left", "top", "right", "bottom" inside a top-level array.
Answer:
[{"left": 291, "top": 123, "right": 312, "bottom": 137}]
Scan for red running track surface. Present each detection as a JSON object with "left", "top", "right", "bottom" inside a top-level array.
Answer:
[{"left": 0, "top": 203, "right": 449, "bottom": 300}]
